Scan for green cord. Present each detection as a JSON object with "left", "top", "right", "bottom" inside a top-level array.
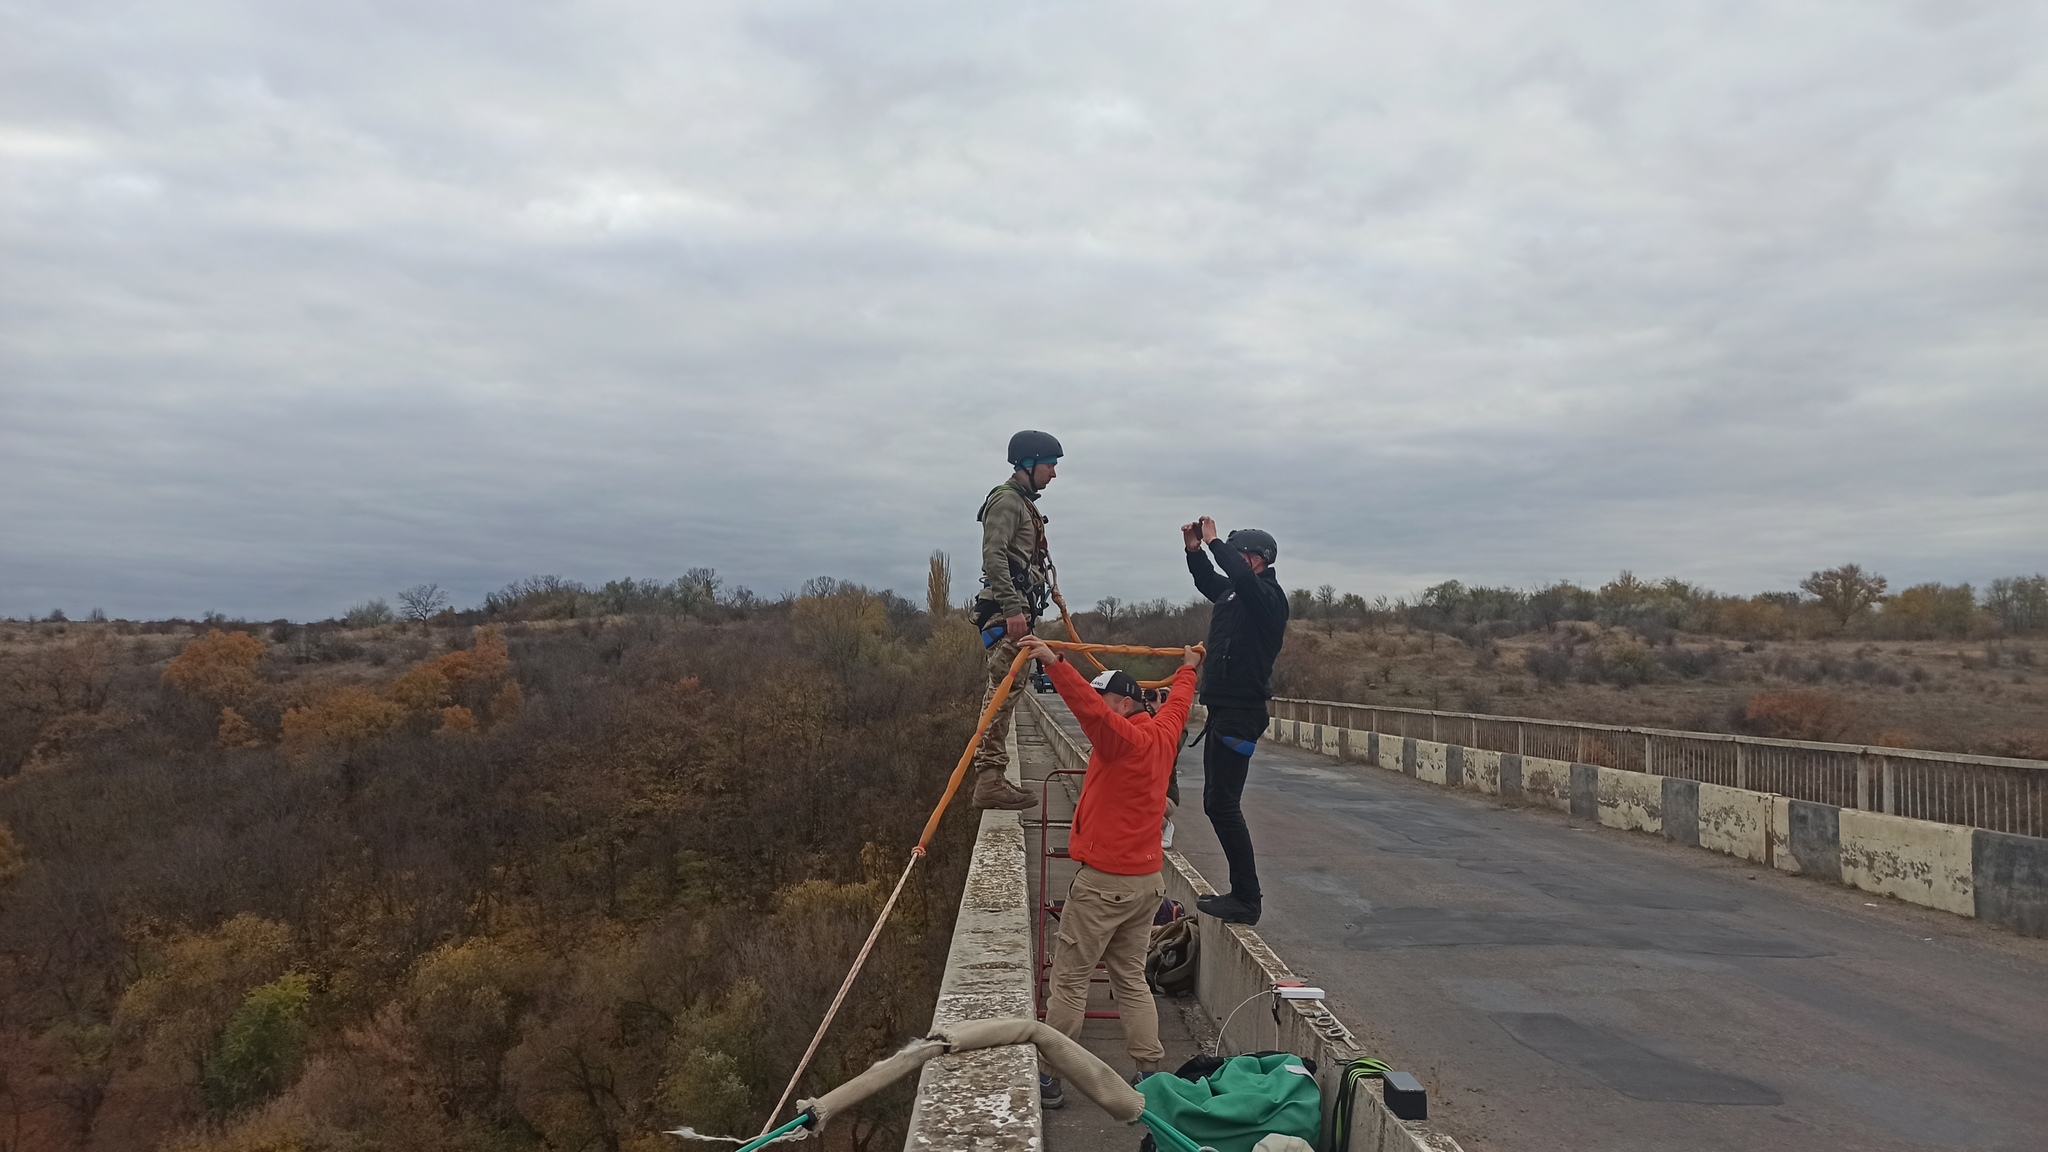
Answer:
[
  {"left": 731, "top": 1114, "right": 809, "bottom": 1152},
  {"left": 1331, "top": 1057, "right": 1393, "bottom": 1152}
]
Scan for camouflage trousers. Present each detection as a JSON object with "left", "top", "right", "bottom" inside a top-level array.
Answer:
[{"left": 970, "top": 633, "right": 1025, "bottom": 774}]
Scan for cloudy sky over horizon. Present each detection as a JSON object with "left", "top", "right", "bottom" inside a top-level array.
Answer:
[{"left": 4, "top": 0, "right": 2044, "bottom": 620}]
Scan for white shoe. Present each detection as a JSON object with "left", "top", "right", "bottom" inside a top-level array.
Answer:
[{"left": 1161, "top": 819, "right": 1175, "bottom": 849}]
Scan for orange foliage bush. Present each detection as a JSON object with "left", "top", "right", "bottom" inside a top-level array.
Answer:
[
  {"left": 388, "top": 667, "right": 452, "bottom": 712},
  {"left": 281, "top": 688, "right": 405, "bottom": 754},
  {"left": 163, "top": 630, "right": 267, "bottom": 704},
  {"left": 216, "top": 707, "right": 264, "bottom": 749},
  {"left": 1744, "top": 690, "right": 1859, "bottom": 742},
  {"left": 488, "top": 680, "right": 524, "bottom": 724},
  {"left": 423, "top": 627, "right": 511, "bottom": 693},
  {"left": 438, "top": 706, "right": 478, "bottom": 734}
]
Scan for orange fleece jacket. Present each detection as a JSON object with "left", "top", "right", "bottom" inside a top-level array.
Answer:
[{"left": 1046, "top": 659, "right": 1198, "bottom": 876}]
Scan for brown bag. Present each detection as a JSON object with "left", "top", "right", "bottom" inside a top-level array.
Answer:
[{"left": 1146, "top": 916, "right": 1198, "bottom": 996}]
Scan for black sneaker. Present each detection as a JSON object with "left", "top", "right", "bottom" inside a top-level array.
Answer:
[
  {"left": 1040, "top": 1074, "right": 1064, "bottom": 1109},
  {"left": 1197, "top": 892, "right": 1262, "bottom": 925}
]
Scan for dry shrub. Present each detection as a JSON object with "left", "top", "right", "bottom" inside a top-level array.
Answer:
[
  {"left": 280, "top": 688, "right": 404, "bottom": 755},
  {"left": 163, "top": 630, "right": 268, "bottom": 705},
  {"left": 1988, "top": 732, "right": 2048, "bottom": 760},
  {"left": 437, "top": 706, "right": 477, "bottom": 734},
  {"left": 386, "top": 666, "right": 450, "bottom": 712},
  {"left": 216, "top": 707, "right": 264, "bottom": 749},
  {"left": 424, "top": 626, "right": 511, "bottom": 693},
  {"left": 1743, "top": 690, "right": 1859, "bottom": 742},
  {"left": 488, "top": 680, "right": 524, "bottom": 724}
]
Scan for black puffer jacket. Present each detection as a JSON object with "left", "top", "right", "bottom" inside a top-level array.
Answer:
[{"left": 1186, "top": 539, "right": 1289, "bottom": 709}]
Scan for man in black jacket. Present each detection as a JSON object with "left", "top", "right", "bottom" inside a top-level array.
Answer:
[{"left": 1182, "top": 516, "right": 1288, "bottom": 924}]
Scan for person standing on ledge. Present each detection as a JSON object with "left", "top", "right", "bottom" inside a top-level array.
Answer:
[
  {"left": 966, "top": 429, "right": 1064, "bottom": 811},
  {"left": 1181, "top": 517, "right": 1288, "bottom": 924}
]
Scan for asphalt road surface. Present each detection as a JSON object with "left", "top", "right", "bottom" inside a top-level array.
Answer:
[{"left": 1041, "top": 701, "right": 2048, "bottom": 1152}]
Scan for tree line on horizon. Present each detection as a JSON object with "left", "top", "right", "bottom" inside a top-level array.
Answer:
[{"left": 17, "top": 562, "right": 2047, "bottom": 646}]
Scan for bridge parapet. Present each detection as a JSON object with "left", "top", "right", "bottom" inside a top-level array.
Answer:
[
  {"left": 1266, "top": 697, "right": 2047, "bottom": 836},
  {"left": 903, "top": 728, "right": 1040, "bottom": 1152},
  {"left": 1262, "top": 699, "right": 2048, "bottom": 937}
]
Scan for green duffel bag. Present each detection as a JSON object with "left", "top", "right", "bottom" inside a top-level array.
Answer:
[{"left": 1137, "top": 1053, "right": 1321, "bottom": 1152}]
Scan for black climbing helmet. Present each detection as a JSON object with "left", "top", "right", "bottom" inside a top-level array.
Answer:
[
  {"left": 1225, "top": 528, "right": 1278, "bottom": 564},
  {"left": 1007, "top": 429, "right": 1064, "bottom": 469}
]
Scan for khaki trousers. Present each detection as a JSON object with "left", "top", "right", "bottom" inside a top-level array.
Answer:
[
  {"left": 969, "top": 633, "right": 1024, "bottom": 773},
  {"left": 1045, "top": 866, "right": 1166, "bottom": 1068}
]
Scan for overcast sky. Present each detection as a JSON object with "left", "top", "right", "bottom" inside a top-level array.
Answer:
[{"left": 3, "top": 0, "right": 2044, "bottom": 621}]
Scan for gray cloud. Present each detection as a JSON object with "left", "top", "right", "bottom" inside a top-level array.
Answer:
[{"left": 4, "top": 0, "right": 2044, "bottom": 619}]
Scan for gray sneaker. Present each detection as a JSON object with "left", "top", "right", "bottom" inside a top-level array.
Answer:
[{"left": 1040, "top": 1074, "right": 1064, "bottom": 1109}]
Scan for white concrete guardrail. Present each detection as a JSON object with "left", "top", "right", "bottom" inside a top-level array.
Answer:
[
  {"left": 1263, "top": 699, "right": 2048, "bottom": 938},
  {"left": 1269, "top": 698, "right": 2048, "bottom": 838},
  {"left": 1020, "top": 690, "right": 1465, "bottom": 1152}
]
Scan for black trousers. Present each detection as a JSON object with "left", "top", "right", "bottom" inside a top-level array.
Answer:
[{"left": 1201, "top": 705, "right": 1268, "bottom": 902}]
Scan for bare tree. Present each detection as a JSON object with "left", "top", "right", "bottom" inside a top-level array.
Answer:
[
  {"left": 398, "top": 584, "right": 449, "bottom": 623},
  {"left": 926, "top": 551, "right": 951, "bottom": 617},
  {"left": 1800, "top": 564, "right": 1888, "bottom": 628}
]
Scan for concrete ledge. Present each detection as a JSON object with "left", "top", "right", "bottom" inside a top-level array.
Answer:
[
  {"left": 1522, "top": 756, "right": 1572, "bottom": 811},
  {"left": 1973, "top": 829, "right": 2048, "bottom": 935},
  {"left": 1838, "top": 809, "right": 1974, "bottom": 916},
  {"left": 904, "top": 753, "right": 1040, "bottom": 1151},
  {"left": 1597, "top": 765, "right": 1664, "bottom": 834},
  {"left": 1414, "top": 740, "right": 1449, "bottom": 786},
  {"left": 1696, "top": 783, "right": 1772, "bottom": 864},
  {"left": 1775, "top": 798, "right": 1843, "bottom": 881}
]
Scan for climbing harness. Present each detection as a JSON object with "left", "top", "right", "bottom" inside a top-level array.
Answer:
[{"left": 757, "top": 637, "right": 1204, "bottom": 1135}]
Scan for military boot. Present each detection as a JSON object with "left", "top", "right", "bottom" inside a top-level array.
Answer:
[{"left": 971, "top": 768, "right": 1038, "bottom": 811}]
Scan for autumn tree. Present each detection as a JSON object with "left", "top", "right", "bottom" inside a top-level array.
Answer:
[
  {"left": 216, "top": 707, "right": 264, "bottom": 749},
  {"left": 162, "top": 630, "right": 267, "bottom": 705},
  {"left": 280, "top": 687, "right": 404, "bottom": 761},
  {"left": 1800, "top": 564, "right": 1888, "bottom": 629}
]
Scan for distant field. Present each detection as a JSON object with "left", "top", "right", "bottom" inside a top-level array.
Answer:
[{"left": 1269, "top": 623, "right": 2048, "bottom": 759}]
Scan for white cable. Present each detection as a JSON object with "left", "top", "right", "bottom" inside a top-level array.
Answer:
[{"left": 1210, "top": 988, "right": 1274, "bottom": 1056}]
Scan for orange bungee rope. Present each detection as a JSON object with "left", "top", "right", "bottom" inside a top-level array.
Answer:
[{"left": 759, "top": 636, "right": 1202, "bottom": 1133}]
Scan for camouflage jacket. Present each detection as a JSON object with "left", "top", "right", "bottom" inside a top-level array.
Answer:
[{"left": 976, "top": 476, "right": 1051, "bottom": 619}]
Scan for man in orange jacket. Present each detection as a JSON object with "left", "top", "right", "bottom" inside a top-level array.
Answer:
[{"left": 1020, "top": 635, "right": 1202, "bottom": 1100}]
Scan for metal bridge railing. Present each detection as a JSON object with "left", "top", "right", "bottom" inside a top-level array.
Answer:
[{"left": 1269, "top": 697, "right": 2048, "bottom": 838}]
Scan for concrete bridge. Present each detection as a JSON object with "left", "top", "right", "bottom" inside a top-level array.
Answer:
[{"left": 903, "top": 693, "right": 2048, "bottom": 1152}]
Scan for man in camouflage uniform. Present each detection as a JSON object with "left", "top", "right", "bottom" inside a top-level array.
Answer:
[{"left": 969, "top": 430, "right": 1064, "bottom": 810}]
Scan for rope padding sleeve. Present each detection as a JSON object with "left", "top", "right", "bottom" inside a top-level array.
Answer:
[
  {"left": 937, "top": 1018, "right": 1147, "bottom": 1123},
  {"left": 797, "top": 1018, "right": 1144, "bottom": 1133},
  {"left": 799, "top": 1037, "right": 948, "bottom": 1129}
]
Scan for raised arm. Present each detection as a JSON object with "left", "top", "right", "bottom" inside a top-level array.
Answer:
[
  {"left": 1207, "top": 537, "right": 1263, "bottom": 596},
  {"left": 1152, "top": 660, "right": 1201, "bottom": 735},
  {"left": 1186, "top": 545, "right": 1230, "bottom": 602}
]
